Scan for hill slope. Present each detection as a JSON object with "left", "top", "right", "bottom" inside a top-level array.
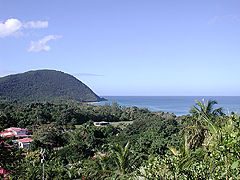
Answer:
[{"left": 0, "top": 70, "right": 104, "bottom": 103}]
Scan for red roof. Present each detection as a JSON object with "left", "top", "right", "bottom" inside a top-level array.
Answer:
[
  {"left": 0, "top": 132, "right": 10, "bottom": 134},
  {"left": 4, "top": 127, "right": 28, "bottom": 132},
  {"left": 0, "top": 131, "right": 14, "bottom": 137},
  {"left": 15, "top": 134, "right": 29, "bottom": 138},
  {"left": 5, "top": 135, "right": 14, "bottom": 138},
  {"left": 15, "top": 138, "right": 33, "bottom": 143},
  {"left": 0, "top": 131, "right": 31, "bottom": 138}
]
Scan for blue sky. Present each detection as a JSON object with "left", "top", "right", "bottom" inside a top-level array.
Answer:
[{"left": 0, "top": 0, "right": 240, "bottom": 96}]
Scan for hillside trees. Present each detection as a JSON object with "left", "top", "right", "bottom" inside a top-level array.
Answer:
[
  {"left": 32, "top": 123, "right": 68, "bottom": 150},
  {"left": 0, "top": 70, "right": 103, "bottom": 103}
]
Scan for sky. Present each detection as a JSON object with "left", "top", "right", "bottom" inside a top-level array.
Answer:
[{"left": 0, "top": 0, "right": 240, "bottom": 96}]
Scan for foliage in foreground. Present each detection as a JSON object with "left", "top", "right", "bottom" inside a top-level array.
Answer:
[
  {"left": 1, "top": 100, "right": 240, "bottom": 179},
  {"left": 140, "top": 100, "right": 240, "bottom": 179}
]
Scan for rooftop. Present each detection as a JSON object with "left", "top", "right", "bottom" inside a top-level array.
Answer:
[
  {"left": 15, "top": 138, "right": 33, "bottom": 143},
  {"left": 5, "top": 127, "right": 28, "bottom": 132}
]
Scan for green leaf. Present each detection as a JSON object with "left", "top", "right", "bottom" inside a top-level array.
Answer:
[
  {"left": 169, "top": 146, "right": 178, "bottom": 156},
  {"left": 231, "top": 161, "right": 239, "bottom": 169}
]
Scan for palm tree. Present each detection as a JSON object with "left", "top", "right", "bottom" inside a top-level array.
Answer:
[
  {"left": 168, "top": 100, "right": 238, "bottom": 178},
  {"left": 190, "top": 99, "right": 223, "bottom": 123},
  {"left": 110, "top": 141, "right": 131, "bottom": 175},
  {"left": 186, "top": 99, "right": 224, "bottom": 149},
  {"left": 78, "top": 142, "right": 135, "bottom": 179}
]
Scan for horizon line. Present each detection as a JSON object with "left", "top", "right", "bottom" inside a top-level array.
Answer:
[{"left": 100, "top": 95, "right": 240, "bottom": 97}]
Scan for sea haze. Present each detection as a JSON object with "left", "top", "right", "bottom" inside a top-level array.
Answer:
[{"left": 95, "top": 96, "right": 240, "bottom": 116}]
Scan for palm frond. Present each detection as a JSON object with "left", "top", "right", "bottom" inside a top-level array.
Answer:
[{"left": 169, "top": 146, "right": 178, "bottom": 156}]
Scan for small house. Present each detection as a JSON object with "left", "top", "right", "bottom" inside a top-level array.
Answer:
[
  {"left": 93, "top": 121, "right": 110, "bottom": 126},
  {"left": 14, "top": 138, "right": 33, "bottom": 149},
  {"left": 1, "top": 127, "right": 31, "bottom": 138},
  {"left": 4, "top": 127, "right": 29, "bottom": 135},
  {"left": 0, "top": 131, "right": 14, "bottom": 138}
]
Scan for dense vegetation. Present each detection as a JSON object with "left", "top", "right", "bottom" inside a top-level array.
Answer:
[
  {"left": 0, "top": 100, "right": 239, "bottom": 179},
  {"left": 0, "top": 70, "right": 104, "bottom": 103}
]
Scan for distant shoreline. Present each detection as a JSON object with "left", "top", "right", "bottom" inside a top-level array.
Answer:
[
  {"left": 84, "top": 101, "right": 101, "bottom": 104},
  {"left": 84, "top": 99, "right": 108, "bottom": 104},
  {"left": 88, "top": 96, "right": 240, "bottom": 116}
]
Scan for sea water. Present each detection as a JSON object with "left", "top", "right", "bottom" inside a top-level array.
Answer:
[{"left": 94, "top": 96, "right": 240, "bottom": 116}]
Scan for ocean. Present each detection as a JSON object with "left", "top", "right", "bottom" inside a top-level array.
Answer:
[{"left": 93, "top": 96, "right": 240, "bottom": 116}]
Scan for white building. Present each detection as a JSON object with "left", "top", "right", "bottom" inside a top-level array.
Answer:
[{"left": 93, "top": 121, "right": 110, "bottom": 126}]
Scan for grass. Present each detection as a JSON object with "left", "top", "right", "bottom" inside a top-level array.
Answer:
[
  {"left": 110, "top": 121, "right": 133, "bottom": 129},
  {"left": 75, "top": 121, "right": 133, "bottom": 129}
]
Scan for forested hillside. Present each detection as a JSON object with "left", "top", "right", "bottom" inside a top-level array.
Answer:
[{"left": 0, "top": 70, "right": 104, "bottom": 103}]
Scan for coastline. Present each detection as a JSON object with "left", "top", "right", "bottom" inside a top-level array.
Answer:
[
  {"left": 87, "top": 96, "right": 240, "bottom": 116},
  {"left": 83, "top": 99, "right": 108, "bottom": 104},
  {"left": 85, "top": 101, "right": 101, "bottom": 104}
]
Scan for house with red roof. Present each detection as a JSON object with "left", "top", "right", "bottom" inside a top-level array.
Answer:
[
  {"left": 13, "top": 138, "right": 33, "bottom": 149},
  {"left": 0, "top": 127, "right": 34, "bottom": 148},
  {"left": 0, "top": 131, "right": 14, "bottom": 138},
  {"left": 0, "top": 127, "right": 31, "bottom": 138},
  {"left": 4, "top": 127, "right": 29, "bottom": 135}
]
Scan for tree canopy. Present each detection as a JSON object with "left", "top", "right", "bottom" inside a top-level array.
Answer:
[{"left": 1, "top": 100, "right": 239, "bottom": 179}]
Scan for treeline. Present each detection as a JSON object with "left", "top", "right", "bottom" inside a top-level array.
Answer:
[{"left": 0, "top": 102, "right": 168, "bottom": 130}]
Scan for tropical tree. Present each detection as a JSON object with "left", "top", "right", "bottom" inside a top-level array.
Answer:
[
  {"left": 190, "top": 99, "right": 223, "bottom": 118},
  {"left": 187, "top": 99, "right": 223, "bottom": 149},
  {"left": 110, "top": 141, "right": 132, "bottom": 175},
  {"left": 33, "top": 122, "right": 68, "bottom": 150},
  {"left": 163, "top": 100, "right": 240, "bottom": 179}
]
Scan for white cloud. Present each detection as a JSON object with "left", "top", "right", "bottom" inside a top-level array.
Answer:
[
  {"left": 24, "top": 21, "right": 48, "bottom": 29},
  {"left": 0, "top": 18, "right": 60, "bottom": 52},
  {"left": 0, "top": 18, "right": 22, "bottom": 38},
  {"left": 28, "top": 35, "right": 62, "bottom": 52},
  {"left": 0, "top": 18, "right": 48, "bottom": 38}
]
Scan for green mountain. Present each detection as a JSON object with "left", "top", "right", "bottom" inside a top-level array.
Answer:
[{"left": 0, "top": 69, "right": 105, "bottom": 103}]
